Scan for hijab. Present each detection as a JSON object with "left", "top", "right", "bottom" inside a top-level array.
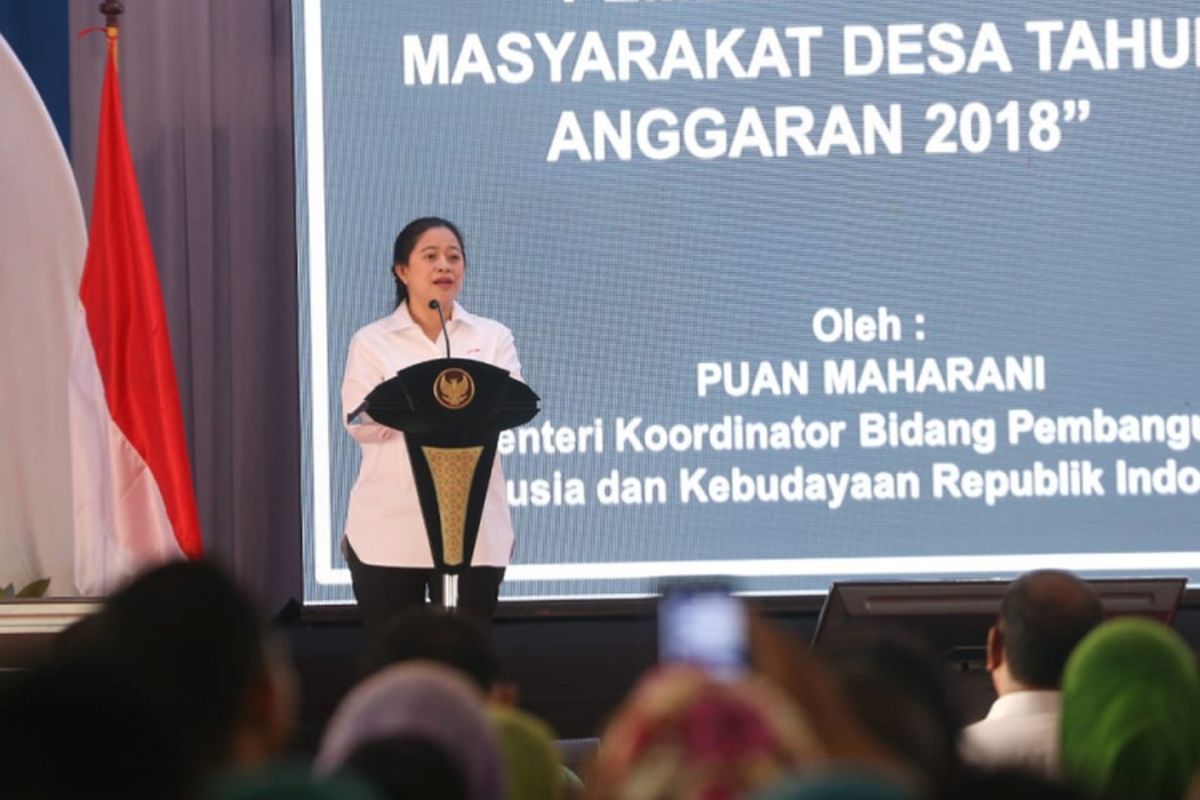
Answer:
[
  {"left": 316, "top": 661, "right": 503, "bottom": 800},
  {"left": 591, "top": 666, "right": 820, "bottom": 800},
  {"left": 489, "top": 706, "right": 565, "bottom": 800},
  {"left": 1060, "top": 616, "right": 1200, "bottom": 800}
]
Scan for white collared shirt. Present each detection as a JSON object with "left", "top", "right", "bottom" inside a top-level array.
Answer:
[
  {"left": 961, "top": 690, "right": 1061, "bottom": 777},
  {"left": 340, "top": 301, "right": 522, "bottom": 567}
]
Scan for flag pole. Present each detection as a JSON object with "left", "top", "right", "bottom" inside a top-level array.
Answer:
[{"left": 100, "top": 1, "right": 123, "bottom": 66}]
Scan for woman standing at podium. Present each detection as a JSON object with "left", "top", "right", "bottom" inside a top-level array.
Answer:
[{"left": 340, "top": 217, "right": 521, "bottom": 639}]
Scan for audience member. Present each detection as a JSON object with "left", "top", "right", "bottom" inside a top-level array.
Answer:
[
  {"left": 362, "top": 607, "right": 499, "bottom": 692},
  {"left": 341, "top": 735, "right": 470, "bottom": 800},
  {"left": 589, "top": 665, "right": 820, "bottom": 800},
  {"left": 0, "top": 654, "right": 188, "bottom": 799},
  {"left": 17, "top": 558, "right": 1200, "bottom": 800},
  {"left": 747, "top": 614, "right": 907, "bottom": 787},
  {"left": 315, "top": 661, "right": 503, "bottom": 800},
  {"left": 817, "top": 630, "right": 963, "bottom": 789},
  {"left": 489, "top": 706, "right": 565, "bottom": 800},
  {"left": 207, "top": 762, "right": 383, "bottom": 800},
  {"left": 755, "top": 772, "right": 913, "bottom": 800},
  {"left": 99, "top": 561, "right": 296, "bottom": 770},
  {"left": 961, "top": 570, "right": 1103, "bottom": 776},
  {"left": 1060, "top": 616, "right": 1200, "bottom": 800},
  {"left": 362, "top": 607, "right": 576, "bottom": 792},
  {"left": 933, "top": 768, "right": 1089, "bottom": 800},
  {"left": 31, "top": 559, "right": 296, "bottom": 796}
]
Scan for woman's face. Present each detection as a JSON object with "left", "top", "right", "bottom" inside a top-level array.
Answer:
[{"left": 395, "top": 226, "right": 465, "bottom": 311}]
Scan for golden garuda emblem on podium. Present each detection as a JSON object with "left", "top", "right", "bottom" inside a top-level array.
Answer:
[{"left": 433, "top": 367, "right": 475, "bottom": 410}]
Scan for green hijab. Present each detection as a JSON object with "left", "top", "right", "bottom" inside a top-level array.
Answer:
[
  {"left": 1060, "top": 616, "right": 1200, "bottom": 800},
  {"left": 489, "top": 706, "right": 565, "bottom": 800}
]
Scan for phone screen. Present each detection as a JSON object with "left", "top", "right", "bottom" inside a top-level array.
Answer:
[{"left": 657, "top": 586, "right": 748, "bottom": 679}]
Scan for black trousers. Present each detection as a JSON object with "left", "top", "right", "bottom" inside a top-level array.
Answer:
[{"left": 344, "top": 541, "right": 505, "bottom": 645}]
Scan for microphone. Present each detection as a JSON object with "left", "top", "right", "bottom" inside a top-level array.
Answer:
[{"left": 429, "top": 299, "right": 451, "bottom": 359}]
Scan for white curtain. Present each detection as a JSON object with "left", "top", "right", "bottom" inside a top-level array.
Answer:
[{"left": 0, "top": 34, "right": 87, "bottom": 596}]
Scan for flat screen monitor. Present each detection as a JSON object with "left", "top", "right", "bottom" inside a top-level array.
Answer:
[{"left": 811, "top": 577, "right": 1188, "bottom": 659}]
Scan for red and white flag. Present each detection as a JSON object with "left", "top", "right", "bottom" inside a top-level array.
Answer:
[{"left": 69, "top": 28, "right": 202, "bottom": 594}]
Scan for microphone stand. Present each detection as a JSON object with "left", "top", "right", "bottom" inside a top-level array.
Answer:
[
  {"left": 428, "top": 299, "right": 457, "bottom": 608},
  {"left": 430, "top": 299, "right": 451, "bottom": 360}
]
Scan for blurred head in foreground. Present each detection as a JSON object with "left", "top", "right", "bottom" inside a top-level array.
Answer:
[
  {"left": 932, "top": 768, "right": 1088, "bottom": 800},
  {"left": 590, "top": 666, "right": 820, "bottom": 800},
  {"left": 54, "top": 560, "right": 295, "bottom": 790},
  {"left": 207, "top": 762, "right": 383, "bottom": 800},
  {"left": 1, "top": 560, "right": 294, "bottom": 798},
  {"left": 316, "top": 661, "right": 502, "bottom": 800},
  {"left": 362, "top": 607, "right": 499, "bottom": 692},
  {"left": 489, "top": 705, "right": 565, "bottom": 800},
  {"left": 818, "top": 630, "right": 962, "bottom": 787},
  {"left": 1060, "top": 616, "right": 1200, "bottom": 800},
  {"left": 0, "top": 655, "right": 187, "bottom": 799}
]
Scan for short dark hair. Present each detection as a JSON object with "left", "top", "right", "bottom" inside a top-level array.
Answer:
[
  {"left": 820, "top": 628, "right": 963, "bottom": 782},
  {"left": 362, "top": 608, "right": 498, "bottom": 691},
  {"left": 392, "top": 217, "right": 465, "bottom": 308},
  {"left": 92, "top": 560, "right": 271, "bottom": 772},
  {"left": 999, "top": 570, "right": 1103, "bottom": 688}
]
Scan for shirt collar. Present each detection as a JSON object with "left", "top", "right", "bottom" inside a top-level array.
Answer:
[
  {"left": 383, "top": 300, "right": 474, "bottom": 332},
  {"left": 987, "top": 690, "right": 1060, "bottom": 720}
]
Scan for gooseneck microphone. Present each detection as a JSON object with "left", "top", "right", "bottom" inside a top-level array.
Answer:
[{"left": 429, "top": 299, "right": 451, "bottom": 359}]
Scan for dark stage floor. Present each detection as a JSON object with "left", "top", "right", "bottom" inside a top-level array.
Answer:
[
  {"left": 284, "top": 593, "right": 1200, "bottom": 753},
  {"left": 4, "top": 592, "right": 1198, "bottom": 758}
]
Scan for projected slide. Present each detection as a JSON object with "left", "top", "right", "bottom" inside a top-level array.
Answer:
[{"left": 294, "top": 0, "right": 1200, "bottom": 603}]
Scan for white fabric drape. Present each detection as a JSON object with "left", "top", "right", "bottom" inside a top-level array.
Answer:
[{"left": 0, "top": 34, "right": 87, "bottom": 595}]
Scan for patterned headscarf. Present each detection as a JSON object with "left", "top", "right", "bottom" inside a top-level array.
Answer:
[
  {"left": 591, "top": 666, "right": 821, "bottom": 800},
  {"left": 1060, "top": 617, "right": 1200, "bottom": 800},
  {"left": 315, "top": 661, "right": 503, "bottom": 800}
]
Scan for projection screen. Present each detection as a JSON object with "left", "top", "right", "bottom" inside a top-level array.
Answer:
[{"left": 294, "top": 0, "right": 1200, "bottom": 603}]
